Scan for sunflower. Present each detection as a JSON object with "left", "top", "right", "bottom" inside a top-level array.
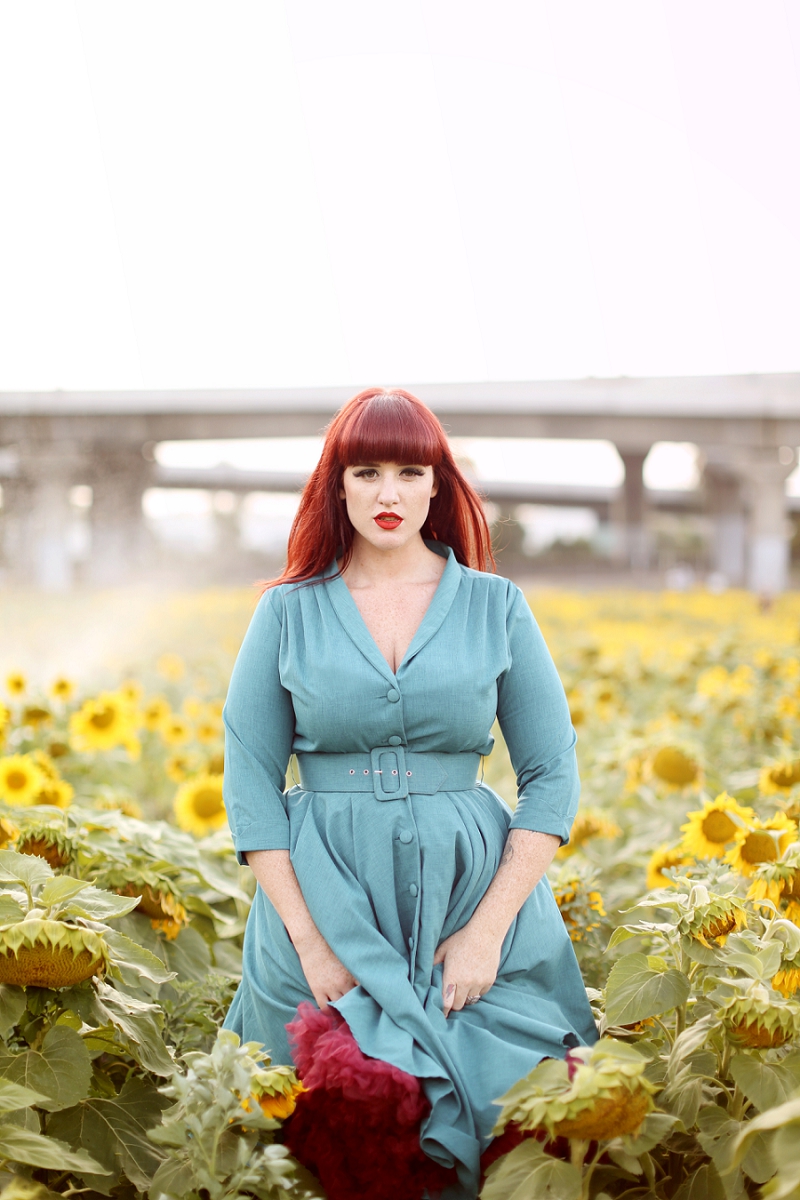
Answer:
[
  {"left": 720, "top": 984, "right": 800, "bottom": 1048},
  {"left": 49, "top": 676, "right": 75, "bottom": 701},
  {"left": 0, "top": 919, "right": 107, "bottom": 988},
  {"left": 142, "top": 695, "right": 171, "bottom": 732},
  {"left": 556, "top": 809, "right": 621, "bottom": 859},
  {"left": 182, "top": 696, "right": 204, "bottom": 719},
  {"left": 747, "top": 849, "right": 800, "bottom": 905},
  {"left": 93, "top": 792, "right": 143, "bottom": 818},
  {"left": 0, "top": 754, "right": 45, "bottom": 806},
  {"left": 118, "top": 679, "right": 143, "bottom": 706},
  {"left": 680, "top": 793, "right": 755, "bottom": 859},
  {"left": 21, "top": 705, "right": 51, "bottom": 729},
  {"left": 5, "top": 672, "right": 26, "bottom": 696},
  {"left": 69, "top": 692, "right": 136, "bottom": 753},
  {"left": 646, "top": 745, "right": 702, "bottom": 791},
  {"left": 157, "top": 653, "right": 185, "bottom": 682},
  {"left": 553, "top": 875, "right": 606, "bottom": 942},
  {"left": 120, "top": 882, "right": 187, "bottom": 940},
  {"left": 686, "top": 895, "right": 747, "bottom": 947},
  {"left": 0, "top": 816, "right": 19, "bottom": 847},
  {"left": 160, "top": 714, "right": 191, "bottom": 746},
  {"left": 174, "top": 773, "right": 227, "bottom": 835},
  {"left": 207, "top": 752, "right": 224, "bottom": 776},
  {"left": 35, "top": 778, "right": 74, "bottom": 809},
  {"left": 647, "top": 843, "right": 694, "bottom": 890},
  {"left": 760, "top": 759, "right": 800, "bottom": 795},
  {"left": 165, "top": 753, "right": 193, "bottom": 783},
  {"left": 195, "top": 719, "right": 220, "bottom": 745},
  {"left": 248, "top": 1065, "right": 306, "bottom": 1121},
  {"left": 17, "top": 825, "right": 75, "bottom": 869},
  {"left": 725, "top": 813, "right": 798, "bottom": 877},
  {"left": 493, "top": 1039, "right": 656, "bottom": 1142}
]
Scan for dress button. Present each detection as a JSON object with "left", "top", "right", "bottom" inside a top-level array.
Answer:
[
  {"left": 399, "top": 830, "right": 413, "bottom": 844},
  {"left": 388, "top": 735, "right": 402, "bottom": 746},
  {"left": 386, "top": 688, "right": 400, "bottom": 702},
  {"left": 409, "top": 883, "right": 419, "bottom": 897}
]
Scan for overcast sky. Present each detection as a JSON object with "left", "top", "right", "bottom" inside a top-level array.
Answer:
[{"left": 1, "top": 0, "right": 799, "bottom": 394}]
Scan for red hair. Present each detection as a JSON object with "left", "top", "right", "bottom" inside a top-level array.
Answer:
[{"left": 263, "top": 388, "right": 495, "bottom": 588}]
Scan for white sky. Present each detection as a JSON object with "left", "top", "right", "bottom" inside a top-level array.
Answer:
[{"left": 1, "top": 0, "right": 800, "bottom": 393}]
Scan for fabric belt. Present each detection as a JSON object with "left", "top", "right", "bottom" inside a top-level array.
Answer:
[{"left": 295, "top": 748, "right": 481, "bottom": 802}]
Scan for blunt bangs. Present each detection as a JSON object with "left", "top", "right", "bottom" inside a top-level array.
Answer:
[{"left": 334, "top": 392, "right": 444, "bottom": 469}]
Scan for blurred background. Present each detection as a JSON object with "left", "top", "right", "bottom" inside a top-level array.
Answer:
[{"left": 2, "top": 1, "right": 800, "bottom": 655}]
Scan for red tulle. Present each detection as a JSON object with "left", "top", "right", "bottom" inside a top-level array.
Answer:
[{"left": 282, "top": 1003, "right": 457, "bottom": 1200}]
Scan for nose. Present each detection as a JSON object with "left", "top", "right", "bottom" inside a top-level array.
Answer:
[{"left": 378, "top": 472, "right": 401, "bottom": 506}]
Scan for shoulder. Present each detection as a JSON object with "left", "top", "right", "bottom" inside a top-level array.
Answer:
[{"left": 456, "top": 564, "right": 526, "bottom": 614}]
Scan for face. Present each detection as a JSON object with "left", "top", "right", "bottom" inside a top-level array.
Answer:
[{"left": 339, "top": 462, "right": 438, "bottom": 552}]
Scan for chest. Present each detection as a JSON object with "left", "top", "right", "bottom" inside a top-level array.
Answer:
[{"left": 349, "top": 582, "right": 440, "bottom": 674}]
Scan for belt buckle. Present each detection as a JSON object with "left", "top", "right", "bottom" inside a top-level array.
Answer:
[{"left": 370, "top": 746, "right": 409, "bottom": 801}]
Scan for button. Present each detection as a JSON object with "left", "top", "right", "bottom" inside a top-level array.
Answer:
[
  {"left": 399, "top": 830, "right": 413, "bottom": 844},
  {"left": 408, "top": 937, "right": 414, "bottom": 949},
  {"left": 409, "top": 884, "right": 419, "bottom": 897},
  {"left": 386, "top": 688, "right": 400, "bottom": 702},
  {"left": 388, "top": 735, "right": 402, "bottom": 746}
]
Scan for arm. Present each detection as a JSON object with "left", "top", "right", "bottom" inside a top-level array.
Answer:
[
  {"left": 224, "top": 591, "right": 357, "bottom": 1008},
  {"left": 245, "top": 850, "right": 358, "bottom": 1009},
  {"left": 435, "top": 585, "right": 578, "bottom": 1016}
]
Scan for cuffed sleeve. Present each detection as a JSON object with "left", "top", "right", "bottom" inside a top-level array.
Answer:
[
  {"left": 497, "top": 585, "right": 579, "bottom": 844},
  {"left": 222, "top": 588, "right": 296, "bottom": 863}
]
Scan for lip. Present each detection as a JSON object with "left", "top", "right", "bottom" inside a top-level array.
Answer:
[{"left": 374, "top": 512, "right": 403, "bottom": 529}]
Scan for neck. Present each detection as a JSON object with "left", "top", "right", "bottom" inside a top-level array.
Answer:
[{"left": 343, "top": 534, "right": 441, "bottom": 586}]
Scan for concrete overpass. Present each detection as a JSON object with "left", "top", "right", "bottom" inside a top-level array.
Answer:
[{"left": 1, "top": 373, "right": 799, "bottom": 591}]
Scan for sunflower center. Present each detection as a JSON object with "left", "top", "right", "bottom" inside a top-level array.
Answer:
[
  {"left": 89, "top": 706, "right": 116, "bottom": 730},
  {"left": 702, "top": 810, "right": 737, "bottom": 844},
  {"left": 652, "top": 748, "right": 698, "bottom": 785},
  {"left": 769, "top": 763, "right": 800, "bottom": 788},
  {"left": 192, "top": 787, "right": 224, "bottom": 818},
  {"left": 7, "top": 770, "right": 29, "bottom": 792},
  {"left": 741, "top": 831, "right": 779, "bottom": 865}
]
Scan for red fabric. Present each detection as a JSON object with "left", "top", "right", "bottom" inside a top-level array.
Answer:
[{"left": 282, "top": 1003, "right": 457, "bottom": 1200}]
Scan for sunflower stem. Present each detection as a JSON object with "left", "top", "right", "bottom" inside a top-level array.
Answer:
[{"left": 570, "top": 1137, "right": 589, "bottom": 1171}]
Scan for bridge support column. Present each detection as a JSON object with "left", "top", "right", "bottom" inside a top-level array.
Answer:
[
  {"left": 740, "top": 450, "right": 797, "bottom": 597},
  {"left": 17, "top": 444, "right": 84, "bottom": 591},
  {"left": 87, "top": 449, "right": 153, "bottom": 586},
  {"left": 704, "top": 466, "right": 746, "bottom": 586},
  {"left": 616, "top": 449, "right": 651, "bottom": 570}
]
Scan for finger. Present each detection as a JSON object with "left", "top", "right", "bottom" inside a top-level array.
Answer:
[
  {"left": 433, "top": 945, "right": 445, "bottom": 966},
  {"left": 443, "top": 979, "right": 457, "bottom": 1018}
]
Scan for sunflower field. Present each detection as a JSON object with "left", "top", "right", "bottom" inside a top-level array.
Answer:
[{"left": 2, "top": 586, "right": 800, "bottom": 1199}]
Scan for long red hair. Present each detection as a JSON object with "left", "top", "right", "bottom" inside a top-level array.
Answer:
[{"left": 263, "top": 388, "right": 495, "bottom": 588}]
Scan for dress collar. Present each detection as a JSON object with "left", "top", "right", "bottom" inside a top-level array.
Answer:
[{"left": 324, "top": 542, "right": 462, "bottom": 681}]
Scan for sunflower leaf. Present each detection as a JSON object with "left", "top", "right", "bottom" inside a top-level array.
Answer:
[
  {"left": 481, "top": 1137, "right": 582, "bottom": 1200},
  {"left": 0, "top": 1025, "right": 92, "bottom": 1113},
  {"left": 0, "top": 851, "right": 52, "bottom": 889},
  {"left": 62, "top": 888, "right": 141, "bottom": 922},
  {"left": 102, "top": 930, "right": 176, "bottom": 984},
  {"left": 0, "top": 1122, "right": 106, "bottom": 1174},
  {"left": 38, "top": 877, "right": 92, "bottom": 907},
  {"left": 605, "top": 952, "right": 690, "bottom": 1026},
  {"left": 730, "top": 1053, "right": 800, "bottom": 1114},
  {"left": 0, "top": 983, "right": 27, "bottom": 1040}
]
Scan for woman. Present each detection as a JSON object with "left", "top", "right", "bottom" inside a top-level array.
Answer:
[{"left": 223, "top": 388, "right": 598, "bottom": 1200}]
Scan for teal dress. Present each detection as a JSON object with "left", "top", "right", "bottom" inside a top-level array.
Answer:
[{"left": 223, "top": 544, "right": 598, "bottom": 1198}]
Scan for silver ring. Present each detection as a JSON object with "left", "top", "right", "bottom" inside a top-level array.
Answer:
[{"left": 465, "top": 995, "right": 481, "bottom": 1005}]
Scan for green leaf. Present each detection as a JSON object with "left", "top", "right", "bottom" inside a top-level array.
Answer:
[
  {"left": 0, "top": 1079, "right": 49, "bottom": 1114},
  {"left": 730, "top": 1055, "right": 800, "bottom": 1114},
  {"left": 162, "top": 925, "right": 211, "bottom": 983},
  {"left": 0, "top": 985, "right": 26, "bottom": 1040},
  {"left": 63, "top": 889, "right": 141, "bottom": 922},
  {"left": 766, "top": 1124, "right": 800, "bottom": 1200},
  {"left": 103, "top": 930, "right": 176, "bottom": 985},
  {"left": 607, "top": 926, "right": 637, "bottom": 951},
  {"left": 605, "top": 952, "right": 690, "bottom": 1025},
  {"left": 0, "top": 1122, "right": 105, "bottom": 1173},
  {"left": 0, "top": 852, "right": 52, "bottom": 889},
  {"left": 732, "top": 1096, "right": 800, "bottom": 1164},
  {"left": 92, "top": 982, "right": 174, "bottom": 1075},
  {"left": 48, "top": 1076, "right": 169, "bottom": 1192},
  {"left": 38, "top": 877, "right": 92, "bottom": 907},
  {"left": 619, "top": 1111, "right": 680, "bottom": 1155},
  {"left": 0, "top": 895, "right": 25, "bottom": 924},
  {"left": 741, "top": 1130, "right": 775, "bottom": 1185},
  {"left": 723, "top": 943, "right": 783, "bottom": 981},
  {"left": 0, "top": 1026, "right": 91, "bottom": 1113},
  {"left": 673, "top": 1163, "right": 727, "bottom": 1200},
  {"left": 0, "top": 1177, "right": 65, "bottom": 1200},
  {"left": 480, "top": 1138, "right": 582, "bottom": 1200}
]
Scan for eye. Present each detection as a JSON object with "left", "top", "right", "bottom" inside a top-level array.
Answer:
[
  {"left": 401, "top": 467, "right": 425, "bottom": 477},
  {"left": 353, "top": 468, "right": 378, "bottom": 479}
]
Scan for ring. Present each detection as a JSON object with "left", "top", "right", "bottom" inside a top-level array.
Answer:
[{"left": 465, "top": 995, "right": 481, "bottom": 1005}]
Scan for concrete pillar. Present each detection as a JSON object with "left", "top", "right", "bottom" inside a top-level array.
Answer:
[
  {"left": 87, "top": 447, "right": 154, "bottom": 585},
  {"left": 739, "top": 449, "right": 797, "bottom": 596},
  {"left": 616, "top": 449, "right": 651, "bottom": 570},
  {"left": 15, "top": 444, "right": 85, "bottom": 591},
  {"left": 703, "top": 466, "right": 746, "bottom": 586}
]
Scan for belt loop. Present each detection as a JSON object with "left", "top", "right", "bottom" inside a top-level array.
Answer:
[{"left": 370, "top": 745, "right": 409, "bottom": 801}]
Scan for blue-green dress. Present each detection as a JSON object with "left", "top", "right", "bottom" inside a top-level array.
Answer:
[{"left": 223, "top": 544, "right": 598, "bottom": 1199}]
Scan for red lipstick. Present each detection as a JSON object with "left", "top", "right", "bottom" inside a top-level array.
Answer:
[{"left": 374, "top": 512, "right": 403, "bottom": 530}]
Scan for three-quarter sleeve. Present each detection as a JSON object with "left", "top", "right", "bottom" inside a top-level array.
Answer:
[
  {"left": 222, "top": 588, "right": 296, "bottom": 862},
  {"left": 496, "top": 585, "right": 579, "bottom": 844}
]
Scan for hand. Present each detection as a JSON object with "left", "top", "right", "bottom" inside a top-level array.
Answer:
[
  {"left": 433, "top": 921, "right": 503, "bottom": 1017},
  {"left": 295, "top": 930, "right": 359, "bottom": 1011}
]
